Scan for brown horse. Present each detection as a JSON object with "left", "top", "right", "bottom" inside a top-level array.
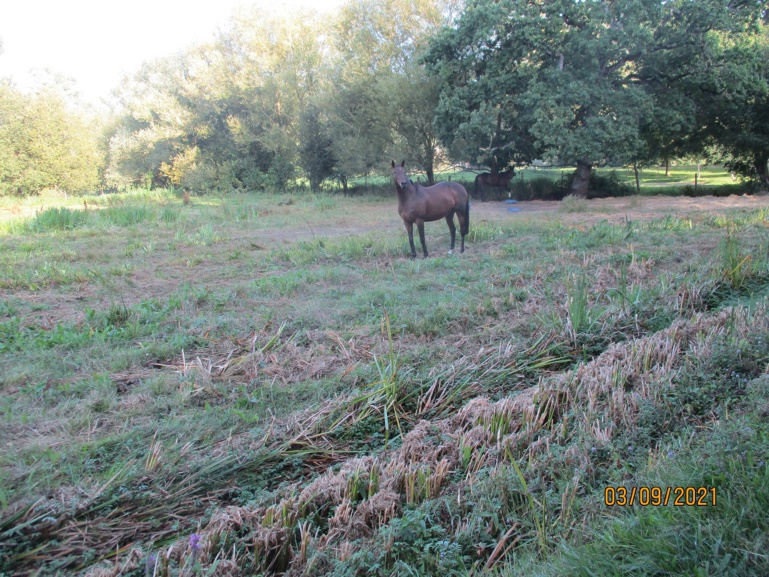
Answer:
[
  {"left": 391, "top": 160, "right": 469, "bottom": 259},
  {"left": 474, "top": 168, "right": 515, "bottom": 202}
]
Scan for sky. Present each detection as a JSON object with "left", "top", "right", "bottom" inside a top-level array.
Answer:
[{"left": 0, "top": 0, "right": 345, "bottom": 107}]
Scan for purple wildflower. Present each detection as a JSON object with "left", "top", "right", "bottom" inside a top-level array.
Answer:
[
  {"left": 145, "top": 554, "right": 158, "bottom": 577},
  {"left": 190, "top": 533, "right": 202, "bottom": 554}
]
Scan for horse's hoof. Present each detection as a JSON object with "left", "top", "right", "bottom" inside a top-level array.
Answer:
[{"left": 448, "top": 250, "right": 454, "bottom": 255}]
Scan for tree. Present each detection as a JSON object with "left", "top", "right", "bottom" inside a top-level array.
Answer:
[
  {"left": 426, "top": 0, "right": 767, "bottom": 197},
  {"left": 696, "top": 24, "right": 769, "bottom": 187},
  {"left": 105, "top": 53, "right": 197, "bottom": 189},
  {"left": 330, "top": 0, "right": 456, "bottom": 183},
  {"left": 427, "top": 0, "right": 664, "bottom": 196},
  {"left": 299, "top": 105, "right": 336, "bottom": 191},
  {"left": 324, "top": 77, "right": 392, "bottom": 193},
  {"left": 105, "top": 7, "right": 328, "bottom": 193},
  {"left": 386, "top": 61, "right": 443, "bottom": 184},
  {"left": 217, "top": 7, "right": 329, "bottom": 189},
  {"left": 0, "top": 83, "right": 102, "bottom": 196},
  {"left": 636, "top": 1, "right": 768, "bottom": 187}
]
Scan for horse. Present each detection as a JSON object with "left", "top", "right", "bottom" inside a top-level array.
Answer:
[
  {"left": 391, "top": 160, "right": 469, "bottom": 259},
  {"left": 473, "top": 168, "right": 515, "bottom": 202}
]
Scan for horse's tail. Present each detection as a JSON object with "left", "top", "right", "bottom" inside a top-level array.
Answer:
[{"left": 462, "top": 188, "right": 470, "bottom": 237}]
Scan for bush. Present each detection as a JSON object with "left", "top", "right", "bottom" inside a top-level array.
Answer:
[
  {"left": 683, "top": 182, "right": 760, "bottom": 197},
  {"left": 582, "top": 170, "right": 635, "bottom": 198},
  {"left": 512, "top": 175, "right": 568, "bottom": 201}
]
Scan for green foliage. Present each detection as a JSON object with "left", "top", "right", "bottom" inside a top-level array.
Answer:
[
  {"left": 576, "top": 171, "right": 635, "bottom": 199},
  {"left": 105, "top": 10, "right": 327, "bottom": 192},
  {"left": 425, "top": 0, "right": 767, "bottom": 195},
  {"left": 0, "top": 84, "right": 102, "bottom": 196},
  {"left": 299, "top": 106, "right": 336, "bottom": 192},
  {"left": 333, "top": 508, "right": 471, "bottom": 576},
  {"left": 667, "top": 331, "right": 769, "bottom": 420},
  {"left": 720, "top": 232, "right": 752, "bottom": 289}
]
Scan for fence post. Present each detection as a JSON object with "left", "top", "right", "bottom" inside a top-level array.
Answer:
[{"left": 633, "top": 163, "right": 641, "bottom": 195}]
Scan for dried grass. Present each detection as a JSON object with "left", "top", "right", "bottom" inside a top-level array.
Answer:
[{"left": 168, "top": 328, "right": 378, "bottom": 390}]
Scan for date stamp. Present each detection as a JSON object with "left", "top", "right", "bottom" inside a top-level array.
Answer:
[{"left": 604, "top": 486, "right": 717, "bottom": 507}]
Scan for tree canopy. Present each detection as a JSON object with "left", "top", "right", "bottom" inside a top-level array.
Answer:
[
  {"left": 0, "top": 82, "right": 102, "bottom": 196},
  {"left": 425, "top": 0, "right": 768, "bottom": 196}
]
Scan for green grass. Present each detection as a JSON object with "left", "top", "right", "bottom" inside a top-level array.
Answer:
[{"left": 1, "top": 186, "right": 769, "bottom": 575}]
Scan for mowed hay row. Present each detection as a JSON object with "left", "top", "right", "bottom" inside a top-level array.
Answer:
[
  {"left": 165, "top": 327, "right": 378, "bottom": 390},
  {"left": 513, "top": 306, "right": 768, "bottom": 460},
  {"left": 87, "top": 303, "right": 769, "bottom": 577}
]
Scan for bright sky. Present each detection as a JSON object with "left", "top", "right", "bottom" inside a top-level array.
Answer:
[{"left": 0, "top": 0, "right": 344, "bottom": 107}]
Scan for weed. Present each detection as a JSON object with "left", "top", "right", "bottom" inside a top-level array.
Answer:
[
  {"left": 720, "top": 231, "right": 751, "bottom": 289},
  {"left": 566, "top": 272, "right": 592, "bottom": 344}
]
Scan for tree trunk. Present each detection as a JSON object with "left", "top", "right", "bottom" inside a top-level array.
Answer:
[
  {"left": 755, "top": 152, "right": 769, "bottom": 189},
  {"left": 664, "top": 157, "right": 670, "bottom": 177},
  {"left": 425, "top": 138, "right": 436, "bottom": 185},
  {"left": 569, "top": 160, "right": 592, "bottom": 198}
]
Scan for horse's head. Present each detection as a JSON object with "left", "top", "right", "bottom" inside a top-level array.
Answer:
[{"left": 391, "top": 160, "right": 409, "bottom": 190}]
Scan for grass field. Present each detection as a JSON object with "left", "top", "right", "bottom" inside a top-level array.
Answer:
[{"left": 1, "top": 182, "right": 769, "bottom": 576}]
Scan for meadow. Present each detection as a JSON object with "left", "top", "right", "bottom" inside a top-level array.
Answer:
[{"left": 1, "top": 177, "right": 769, "bottom": 576}]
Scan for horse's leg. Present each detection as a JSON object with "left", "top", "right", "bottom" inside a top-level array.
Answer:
[
  {"left": 457, "top": 210, "right": 466, "bottom": 253},
  {"left": 404, "top": 221, "right": 417, "bottom": 259},
  {"left": 445, "top": 212, "right": 456, "bottom": 254},
  {"left": 417, "top": 219, "right": 428, "bottom": 258}
]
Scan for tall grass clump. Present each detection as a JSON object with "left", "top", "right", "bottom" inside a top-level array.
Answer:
[
  {"left": 566, "top": 272, "right": 593, "bottom": 343},
  {"left": 350, "top": 311, "right": 407, "bottom": 446},
  {"left": 720, "top": 231, "right": 752, "bottom": 289},
  {"left": 309, "top": 194, "right": 338, "bottom": 212},
  {"left": 26, "top": 207, "right": 91, "bottom": 232},
  {"left": 160, "top": 205, "right": 182, "bottom": 223},
  {"left": 468, "top": 221, "right": 506, "bottom": 243},
  {"left": 97, "top": 204, "right": 155, "bottom": 227}
]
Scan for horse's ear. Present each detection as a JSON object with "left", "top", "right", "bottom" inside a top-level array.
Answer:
[
  {"left": 391, "top": 160, "right": 395, "bottom": 168},
  {"left": 400, "top": 160, "right": 405, "bottom": 167}
]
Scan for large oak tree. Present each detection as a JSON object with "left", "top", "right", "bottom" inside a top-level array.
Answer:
[{"left": 426, "top": 0, "right": 766, "bottom": 196}]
